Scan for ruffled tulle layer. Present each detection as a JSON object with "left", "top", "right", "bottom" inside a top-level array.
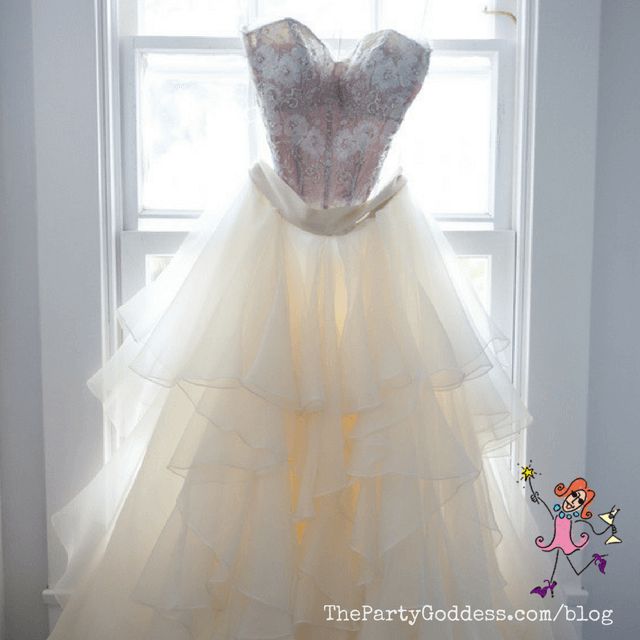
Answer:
[{"left": 47, "top": 175, "right": 578, "bottom": 639}]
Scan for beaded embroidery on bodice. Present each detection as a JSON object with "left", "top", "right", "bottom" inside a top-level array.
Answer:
[{"left": 242, "top": 18, "right": 431, "bottom": 208}]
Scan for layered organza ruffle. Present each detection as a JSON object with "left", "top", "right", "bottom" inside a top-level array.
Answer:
[{"left": 48, "top": 173, "right": 579, "bottom": 639}]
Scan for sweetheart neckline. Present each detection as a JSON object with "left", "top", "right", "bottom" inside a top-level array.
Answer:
[{"left": 240, "top": 16, "right": 432, "bottom": 65}]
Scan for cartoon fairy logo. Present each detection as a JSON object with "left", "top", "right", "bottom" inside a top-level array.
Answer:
[{"left": 520, "top": 462, "right": 622, "bottom": 598}]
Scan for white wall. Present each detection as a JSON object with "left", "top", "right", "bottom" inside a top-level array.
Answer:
[
  {"left": 584, "top": 2, "right": 640, "bottom": 638},
  {"left": 526, "top": 0, "right": 600, "bottom": 539},
  {"left": 30, "top": 0, "right": 107, "bottom": 627},
  {"left": 0, "top": 1, "right": 50, "bottom": 638},
  {"left": 1, "top": 0, "right": 105, "bottom": 636}
]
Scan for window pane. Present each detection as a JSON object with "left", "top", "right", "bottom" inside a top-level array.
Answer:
[
  {"left": 254, "top": 0, "right": 374, "bottom": 38},
  {"left": 399, "top": 55, "right": 492, "bottom": 215},
  {"left": 137, "top": 0, "right": 495, "bottom": 39},
  {"left": 138, "top": 0, "right": 243, "bottom": 36},
  {"left": 137, "top": 0, "right": 374, "bottom": 38},
  {"left": 139, "top": 52, "right": 249, "bottom": 212},
  {"left": 380, "top": 0, "right": 495, "bottom": 40},
  {"left": 457, "top": 255, "right": 491, "bottom": 312}
]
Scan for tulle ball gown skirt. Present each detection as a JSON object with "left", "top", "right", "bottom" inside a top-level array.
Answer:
[{"left": 47, "top": 162, "right": 574, "bottom": 640}]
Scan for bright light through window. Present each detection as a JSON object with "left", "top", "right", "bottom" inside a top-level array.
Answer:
[
  {"left": 138, "top": 0, "right": 496, "bottom": 40},
  {"left": 380, "top": 0, "right": 495, "bottom": 40},
  {"left": 140, "top": 53, "right": 249, "bottom": 212},
  {"left": 400, "top": 55, "right": 493, "bottom": 215},
  {"left": 458, "top": 255, "right": 492, "bottom": 312},
  {"left": 138, "top": 50, "right": 494, "bottom": 216},
  {"left": 138, "top": 0, "right": 242, "bottom": 37}
]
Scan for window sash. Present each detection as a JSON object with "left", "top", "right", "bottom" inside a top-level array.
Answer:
[{"left": 119, "top": 35, "right": 516, "bottom": 231}]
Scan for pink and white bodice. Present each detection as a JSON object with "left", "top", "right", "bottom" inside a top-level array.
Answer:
[{"left": 242, "top": 17, "right": 431, "bottom": 208}]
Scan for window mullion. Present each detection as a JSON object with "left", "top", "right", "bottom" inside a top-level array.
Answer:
[
  {"left": 132, "top": 35, "right": 244, "bottom": 51},
  {"left": 120, "top": 36, "right": 140, "bottom": 231},
  {"left": 129, "top": 35, "right": 508, "bottom": 53},
  {"left": 492, "top": 40, "right": 516, "bottom": 230}
]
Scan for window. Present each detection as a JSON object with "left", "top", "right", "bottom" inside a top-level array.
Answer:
[{"left": 116, "top": 0, "right": 519, "bottom": 377}]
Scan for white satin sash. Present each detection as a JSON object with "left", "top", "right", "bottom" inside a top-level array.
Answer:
[{"left": 249, "top": 160, "right": 407, "bottom": 236}]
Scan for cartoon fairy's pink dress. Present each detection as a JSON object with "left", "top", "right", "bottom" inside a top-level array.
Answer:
[
  {"left": 536, "top": 516, "right": 590, "bottom": 555},
  {"left": 47, "top": 17, "right": 579, "bottom": 640}
]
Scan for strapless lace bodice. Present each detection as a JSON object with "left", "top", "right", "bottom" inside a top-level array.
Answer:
[{"left": 242, "top": 17, "right": 431, "bottom": 208}]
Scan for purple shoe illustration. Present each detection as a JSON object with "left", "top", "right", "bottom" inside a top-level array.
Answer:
[
  {"left": 593, "top": 553, "right": 608, "bottom": 574},
  {"left": 530, "top": 579, "right": 557, "bottom": 598}
]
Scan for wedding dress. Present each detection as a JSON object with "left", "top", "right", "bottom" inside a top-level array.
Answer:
[{"left": 47, "top": 17, "right": 579, "bottom": 640}]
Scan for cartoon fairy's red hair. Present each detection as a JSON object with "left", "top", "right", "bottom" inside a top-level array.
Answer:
[{"left": 554, "top": 477, "right": 595, "bottom": 519}]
